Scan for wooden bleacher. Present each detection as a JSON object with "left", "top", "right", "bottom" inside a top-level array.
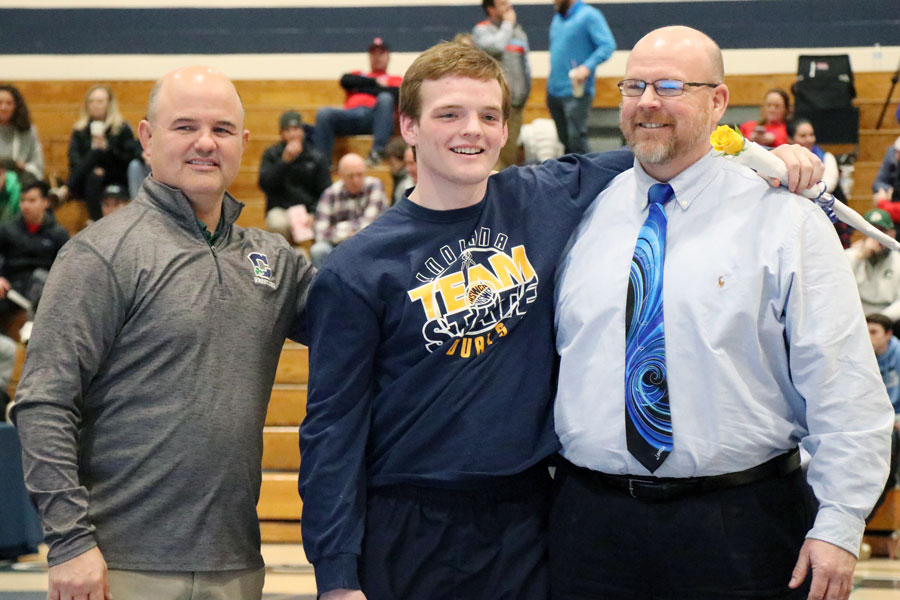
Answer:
[
  {"left": 865, "top": 488, "right": 900, "bottom": 558},
  {"left": 16, "top": 73, "right": 898, "bottom": 236}
]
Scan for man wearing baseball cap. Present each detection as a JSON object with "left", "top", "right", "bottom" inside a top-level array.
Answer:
[
  {"left": 259, "top": 109, "right": 331, "bottom": 243},
  {"left": 846, "top": 208, "right": 900, "bottom": 320},
  {"left": 313, "top": 37, "right": 403, "bottom": 168}
]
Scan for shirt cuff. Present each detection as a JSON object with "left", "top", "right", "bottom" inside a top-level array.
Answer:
[
  {"left": 806, "top": 505, "right": 866, "bottom": 557},
  {"left": 313, "top": 553, "right": 360, "bottom": 594},
  {"left": 47, "top": 534, "right": 98, "bottom": 567}
]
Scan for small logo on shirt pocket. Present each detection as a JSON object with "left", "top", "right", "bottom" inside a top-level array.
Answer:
[{"left": 248, "top": 252, "right": 276, "bottom": 289}]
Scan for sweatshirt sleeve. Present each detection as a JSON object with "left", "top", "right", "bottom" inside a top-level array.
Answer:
[
  {"left": 874, "top": 147, "right": 897, "bottom": 193},
  {"left": 10, "top": 239, "right": 127, "bottom": 566},
  {"left": 298, "top": 267, "right": 378, "bottom": 593},
  {"left": 286, "top": 252, "right": 316, "bottom": 346},
  {"left": 23, "top": 125, "right": 45, "bottom": 181},
  {"left": 581, "top": 9, "right": 616, "bottom": 71},
  {"left": 535, "top": 148, "right": 634, "bottom": 212},
  {"left": 472, "top": 20, "right": 513, "bottom": 57}
]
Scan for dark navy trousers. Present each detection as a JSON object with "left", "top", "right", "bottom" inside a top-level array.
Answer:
[{"left": 358, "top": 463, "right": 552, "bottom": 600}]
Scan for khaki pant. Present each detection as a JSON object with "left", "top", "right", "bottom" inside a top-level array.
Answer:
[{"left": 107, "top": 566, "right": 265, "bottom": 600}]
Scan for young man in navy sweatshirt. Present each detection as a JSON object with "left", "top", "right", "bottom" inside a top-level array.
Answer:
[{"left": 299, "top": 42, "right": 821, "bottom": 600}]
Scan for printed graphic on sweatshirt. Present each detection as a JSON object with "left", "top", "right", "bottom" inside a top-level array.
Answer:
[
  {"left": 407, "top": 226, "right": 538, "bottom": 358},
  {"left": 248, "top": 251, "right": 277, "bottom": 289}
]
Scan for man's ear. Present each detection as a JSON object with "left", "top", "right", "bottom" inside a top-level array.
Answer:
[
  {"left": 137, "top": 119, "right": 152, "bottom": 156},
  {"left": 400, "top": 113, "right": 418, "bottom": 147},
  {"left": 712, "top": 84, "right": 730, "bottom": 123}
]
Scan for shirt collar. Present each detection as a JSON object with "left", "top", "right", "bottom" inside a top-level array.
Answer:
[
  {"left": 140, "top": 176, "right": 243, "bottom": 240},
  {"left": 563, "top": 0, "right": 584, "bottom": 18},
  {"left": 196, "top": 211, "right": 225, "bottom": 246},
  {"left": 633, "top": 150, "right": 720, "bottom": 212}
]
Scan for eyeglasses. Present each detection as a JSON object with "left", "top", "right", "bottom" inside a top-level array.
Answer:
[{"left": 617, "top": 79, "right": 721, "bottom": 98}]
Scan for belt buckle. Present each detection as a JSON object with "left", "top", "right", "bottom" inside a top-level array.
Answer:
[{"left": 628, "top": 479, "right": 637, "bottom": 499}]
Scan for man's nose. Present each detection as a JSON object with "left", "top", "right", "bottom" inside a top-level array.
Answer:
[{"left": 194, "top": 129, "right": 216, "bottom": 152}]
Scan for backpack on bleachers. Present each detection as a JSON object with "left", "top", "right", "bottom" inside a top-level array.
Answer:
[
  {"left": 792, "top": 54, "right": 859, "bottom": 144},
  {"left": 793, "top": 54, "right": 856, "bottom": 110}
]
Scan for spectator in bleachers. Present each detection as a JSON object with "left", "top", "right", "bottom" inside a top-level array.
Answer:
[
  {"left": 787, "top": 118, "right": 839, "bottom": 196},
  {"left": 0, "top": 298, "right": 24, "bottom": 421},
  {"left": 846, "top": 208, "right": 900, "bottom": 321},
  {"left": 865, "top": 312, "right": 900, "bottom": 523},
  {"left": 394, "top": 145, "right": 417, "bottom": 199},
  {"left": 869, "top": 313, "right": 900, "bottom": 413},
  {"left": 313, "top": 37, "right": 402, "bottom": 168},
  {"left": 739, "top": 88, "right": 790, "bottom": 147},
  {"left": 873, "top": 135, "right": 900, "bottom": 209},
  {"left": 547, "top": 0, "right": 616, "bottom": 155},
  {"left": 100, "top": 183, "right": 130, "bottom": 218},
  {"left": 390, "top": 145, "right": 417, "bottom": 204},
  {"left": 384, "top": 136, "right": 409, "bottom": 204},
  {"left": 0, "top": 160, "right": 22, "bottom": 223},
  {"left": 473, "top": 0, "right": 531, "bottom": 169},
  {"left": 0, "top": 84, "right": 44, "bottom": 181},
  {"left": 788, "top": 117, "right": 851, "bottom": 247},
  {"left": 57, "top": 85, "right": 136, "bottom": 221},
  {"left": 0, "top": 180, "right": 69, "bottom": 309},
  {"left": 259, "top": 110, "right": 331, "bottom": 244},
  {"left": 311, "top": 152, "right": 388, "bottom": 267},
  {"left": 126, "top": 146, "right": 150, "bottom": 200}
]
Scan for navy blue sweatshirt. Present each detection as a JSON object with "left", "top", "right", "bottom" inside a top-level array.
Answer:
[{"left": 299, "top": 149, "right": 633, "bottom": 592}]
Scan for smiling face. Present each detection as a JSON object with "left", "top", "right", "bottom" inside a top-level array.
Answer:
[
  {"left": 790, "top": 121, "right": 816, "bottom": 150},
  {"left": 401, "top": 76, "right": 507, "bottom": 202},
  {"left": 619, "top": 26, "right": 728, "bottom": 181},
  {"left": 138, "top": 67, "right": 248, "bottom": 206},
  {"left": 0, "top": 91, "right": 14, "bottom": 126}
]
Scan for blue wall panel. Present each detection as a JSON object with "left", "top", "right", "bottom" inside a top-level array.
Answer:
[{"left": 0, "top": 2, "right": 897, "bottom": 55}]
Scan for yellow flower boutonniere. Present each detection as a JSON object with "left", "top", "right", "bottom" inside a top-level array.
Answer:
[{"left": 710, "top": 125, "right": 745, "bottom": 156}]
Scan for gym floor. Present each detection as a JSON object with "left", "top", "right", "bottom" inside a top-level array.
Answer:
[{"left": 1, "top": 544, "right": 900, "bottom": 599}]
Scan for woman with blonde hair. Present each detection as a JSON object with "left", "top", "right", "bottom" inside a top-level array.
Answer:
[{"left": 59, "top": 85, "right": 136, "bottom": 220}]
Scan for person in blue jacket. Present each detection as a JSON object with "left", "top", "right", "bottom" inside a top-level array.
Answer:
[
  {"left": 299, "top": 41, "right": 822, "bottom": 600},
  {"left": 547, "top": 0, "right": 616, "bottom": 154}
]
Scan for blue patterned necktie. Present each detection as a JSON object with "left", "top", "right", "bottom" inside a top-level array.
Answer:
[{"left": 625, "top": 183, "right": 674, "bottom": 473}]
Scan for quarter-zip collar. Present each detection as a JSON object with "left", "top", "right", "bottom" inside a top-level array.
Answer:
[{"left": 139, "top": 176, "right": 244, "bottom": 243}]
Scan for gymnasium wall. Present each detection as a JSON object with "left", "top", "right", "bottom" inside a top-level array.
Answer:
[{"left": 2, "top": 0, "right": 899, "bottom": 80}]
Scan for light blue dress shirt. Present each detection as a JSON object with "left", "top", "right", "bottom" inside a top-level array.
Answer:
[{"left": 555, "top": 152, "right": 894, "bottom": 555}]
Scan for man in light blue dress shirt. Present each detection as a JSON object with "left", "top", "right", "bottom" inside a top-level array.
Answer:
[{"left": 552, "top": 26, "right": 893, "bottom": 600}]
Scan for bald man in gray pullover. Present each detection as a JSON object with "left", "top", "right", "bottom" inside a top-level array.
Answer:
[{"left": 11, "top": 66, "right": 314, "bottom": 600}]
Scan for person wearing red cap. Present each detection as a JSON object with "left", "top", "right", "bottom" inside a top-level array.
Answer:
[{"left": 313, "top": 37, "right": 403, "bottom": 168}]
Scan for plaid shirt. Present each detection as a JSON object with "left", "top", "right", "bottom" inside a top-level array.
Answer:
[{"left": 314, "top": 176, "right": 389, "bottom": 244}]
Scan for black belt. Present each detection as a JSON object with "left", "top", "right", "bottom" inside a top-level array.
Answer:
[{"left": 564, "top": 448, "right": 801, "bottom": 501}]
